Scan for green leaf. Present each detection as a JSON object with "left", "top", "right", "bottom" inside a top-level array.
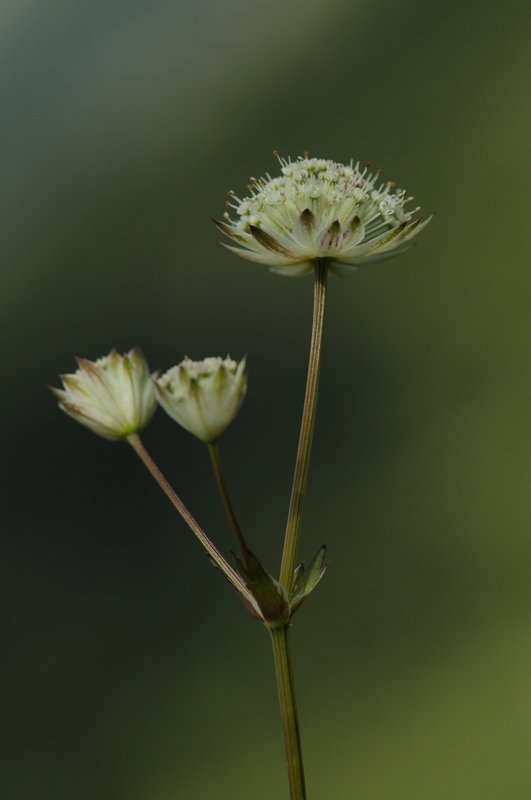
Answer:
[{"left": 234, "top": 550, "right": 289, "bottom": 625}]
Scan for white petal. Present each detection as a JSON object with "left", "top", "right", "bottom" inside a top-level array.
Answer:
[
  {"left": 269, "top": 261, "right": 314, "bottom": 277},
  {"left": 221, "top": 243, "right": 300, "bottom": 267},
  {"left": 290, "top": 210, "right": 317, "bottom": 254},
  {"left": 338, "top": 244, "right": 414, "bottom": 267}
]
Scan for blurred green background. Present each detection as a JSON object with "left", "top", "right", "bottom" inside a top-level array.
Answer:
[{"left": 2, "top": 0, "right": 529, "bottom": 798}]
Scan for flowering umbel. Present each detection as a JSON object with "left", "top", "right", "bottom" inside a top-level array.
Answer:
[
  {"left": 52, "top": 348, "right": 157, "bottom": 440},
  {"left": 214, "top": 154, "right": 433, "bottom": 276},
  {"left": 154, "top": 357, "right": 247, "bottom": 443}
]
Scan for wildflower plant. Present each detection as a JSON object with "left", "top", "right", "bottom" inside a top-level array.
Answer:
[{"left": 53, "top": 154, "right": 433, "bottom": 799}]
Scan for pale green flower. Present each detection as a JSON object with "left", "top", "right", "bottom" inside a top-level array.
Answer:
[
  {"left": 52, "top": 348, "right": 157, "bottom": 440},
  {"left": 155, "top": 357, "right": 247, "bottom": 443},
  {"left": 214, "top": 154, "right": 433, "bottom": 276}
]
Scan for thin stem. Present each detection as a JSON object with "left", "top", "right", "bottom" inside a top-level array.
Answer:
[
  {"left": 270, "top": 625, "right": 306, "bottom": 800},
  {"left": 127, "top": 434, "right": 260, "bottom": 616},
  {"left": 208, "top": 442, "right": 249, "bottom": 561},
  {"left": 280, "top": 260, "right": 328, "bottom": 593}
]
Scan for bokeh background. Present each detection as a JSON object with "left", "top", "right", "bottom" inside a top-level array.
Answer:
[{"left": 2, "top": 0, "right": 529, "bottom": 798}]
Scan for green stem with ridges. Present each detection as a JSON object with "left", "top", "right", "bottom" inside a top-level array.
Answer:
[
  {"left": 270, "top": 624, "right": 306, "bottom": 800},
  {"left": 208, "top": 441, "right": 249, "bottom": 561},
  {"left": 280, "top": 260, "right": 329, "bottom": 594}
]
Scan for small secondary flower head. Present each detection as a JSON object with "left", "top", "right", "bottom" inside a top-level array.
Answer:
[
  {"left": 214, "top": 153, "right": 433, "bottom": 276},
  {"left": 52, "top": 348, "right": 157, "bottom": 440},
  {"left": 154, "top": 356, "right": 247, "bottom": 444}
]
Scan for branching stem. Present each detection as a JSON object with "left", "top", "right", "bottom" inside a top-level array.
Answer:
[{"left": 127, "top": 434, "right": 260, "bottom": 616}]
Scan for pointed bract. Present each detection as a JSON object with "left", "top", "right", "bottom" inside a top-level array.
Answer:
[
  {"left": 234, "top": 550, "right": 289, "bottom": 625},
  {"left": 290, "top": 545, "right": 328, "bottom": 614}
]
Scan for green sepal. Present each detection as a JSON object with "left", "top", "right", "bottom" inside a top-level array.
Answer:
[
  {"left": 234, "top": 550, "right": 290, "bottom": 625},
  {"left": 290, "top": 544, "right": 327, "bottom": 615}
]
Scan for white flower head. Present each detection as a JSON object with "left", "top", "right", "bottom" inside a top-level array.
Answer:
[
  {"left": 214, "top": 153, "right": 433, "bottom": 276},
  {"left": 155, "top": 356, "right": 247, "bottom": 443},
  {"left": 52, "top": 348, "right": 157, "bottom": 440}
]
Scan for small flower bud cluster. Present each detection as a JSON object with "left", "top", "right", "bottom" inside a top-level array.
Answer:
[
  {"left": 154, "top": 357, "right": 247, "bottom": 444},
  {"left": 53, "top": 351, "right": 247, "bottom": 444},
  {"left": 52, "top": 348, "right": 157, "bottom": 440}
]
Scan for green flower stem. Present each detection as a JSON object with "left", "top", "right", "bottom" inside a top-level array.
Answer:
[
  {"left": 270, "top": 625, "right": 306, "bottom": 800},
  {"left": 208, "top": 442, "right": 249, "bottom": 561},
  {"left": 127, "top": 434, "right": 260, "bottom": 615},
  {"left": 280, "top": 260, "right": 329, "bottom": 594}
]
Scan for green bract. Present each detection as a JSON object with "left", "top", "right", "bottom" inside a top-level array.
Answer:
[
  {"left": 214, "top": 155, "right": 433, "bottom": 276},
  {"left": 52, "top": 348, "right": 157, "bottom": 440},
  {"left": 154, "top": 357, "right": 247, "bottom": 443}
]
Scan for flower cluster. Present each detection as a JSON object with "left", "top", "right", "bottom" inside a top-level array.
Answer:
[
  {"left": 154, "top": 357, "right": 247, "bottom": 444},
  {"left": 52, "top": 348, "right": 156, "bottom": 440},
  {"left": 214, "top": 154, "right": 433, "bottom": 276}
]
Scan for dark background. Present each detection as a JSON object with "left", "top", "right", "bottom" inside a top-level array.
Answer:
[{"left": 2, "top": 0, "right": 529, "bottom": 798}]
